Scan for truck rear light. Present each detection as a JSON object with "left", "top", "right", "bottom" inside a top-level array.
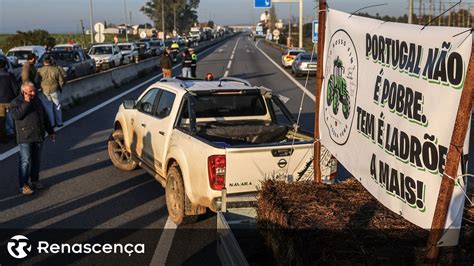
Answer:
[{"left": 208, "top": 155, "right": 226, "bottom": 190}]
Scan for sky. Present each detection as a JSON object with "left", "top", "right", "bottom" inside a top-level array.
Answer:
[{"left": 0, "top": 0, "right": 418, "bottom": 33}]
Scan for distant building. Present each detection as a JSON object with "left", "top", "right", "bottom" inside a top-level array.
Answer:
[{"left": 104, "top": 28, "right": 120, "bottom": 34}]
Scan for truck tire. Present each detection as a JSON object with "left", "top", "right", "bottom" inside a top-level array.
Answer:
[
  {"left": 166, "top": 164, "right": 199, "bottom": 225},
  {"left": 108, "top": 129, "right": 138, "bottom": 171}
]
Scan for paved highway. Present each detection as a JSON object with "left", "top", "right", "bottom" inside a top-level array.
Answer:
[{"left": 0, "top": 34, "right": 319, "bottom": 264}]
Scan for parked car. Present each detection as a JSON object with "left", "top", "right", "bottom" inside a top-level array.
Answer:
[
  {"left": 149, "top": 40, "right": 165, "bottom": 56},
  {"left": 134, "top": 41, "right": 153, "bottom": 60},
  {"left": 118, "top": 43, "right": 139, "bottom": 64},
  {"left": 108, "top": 77, "right": 314, "bottom": 225},
  {"left": 6, "top": 46, "right": 46, "bottom": 65},
  {"left": 53, "top": 43, "right": 82, "bottom": 51},
  {"left": 281, "top": 48, "right": 305, "bottom": 68},
  {"left": 37, "top": 49, "right": 96, "bottom": 80},
  {"left": 291, "top": 53, "right": 317, "bottom": 77},
  {"left": 88, "top": 43, "right": 122, "bottom": 70}
]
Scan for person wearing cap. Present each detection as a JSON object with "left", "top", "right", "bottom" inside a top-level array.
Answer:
[
  {"left": 35, "top": 55, "right": 65, "bottom": 127},
  {"left": 190, "top": 48, "right": 197, "bottom": 78},
  {"left": 22, "top": 53, "right": 37, "bottom": 84},
  {"left": 0, "top": 56, "right": 19, "bottom": 142}
]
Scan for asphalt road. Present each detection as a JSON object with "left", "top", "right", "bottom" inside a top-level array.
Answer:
[{"left": 0, "top": 34, "right": 320, "bottom": 265}]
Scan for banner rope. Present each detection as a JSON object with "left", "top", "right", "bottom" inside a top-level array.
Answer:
[
  {"left": 285, "top": 43, "right": 319, "bottom": 178},
  {"left": 444, "top": 173, "right": 474, "bottom": 207}
]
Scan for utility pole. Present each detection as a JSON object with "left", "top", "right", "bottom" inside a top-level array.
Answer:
[
  {"left": 429, "top": 0, "right": 432, "bottom": 22},
  {"left": 439, "top": 0, "right": 442, "bottom": 26},
  {"left": 162, "top": 0, "right": 165, "bottom": 39},
  {"left": 408, "top": 0, "right": 413, "bottom": 24},
  {"left": 419, "top": 0, "right": 422, "bottom": 25},
  {"left": 80, "top": 19, "right": 86, "bottom": 47},
  {"left": 288, "top": 2, "right": 292, "bottom": 47},
  {"left": 458, "top": 4, "right": 461, "bottom": 27},
  {"left": 124, "top": 0, "right": 128, "bottom": 42},
  {"left": 298, "top": 0, "right": 303, "bottom": 49},
  {"left": 174, "top": 3, "right": 177, "bottom": 35},
  {"left": 89, "top": 0, "right": 94, "bottom": 45}
]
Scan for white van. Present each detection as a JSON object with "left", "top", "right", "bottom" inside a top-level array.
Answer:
[{"left": 6, "top": 46, "right": 46, "bottom": 65}]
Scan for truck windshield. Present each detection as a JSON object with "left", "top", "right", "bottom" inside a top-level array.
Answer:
[{"left": 187, "top": 94, "right": 267, "bottom": 118}]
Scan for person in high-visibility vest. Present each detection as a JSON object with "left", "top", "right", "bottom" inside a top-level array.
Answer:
[{"left": 190, "top": 48, "right": 197, "bottom": 78}]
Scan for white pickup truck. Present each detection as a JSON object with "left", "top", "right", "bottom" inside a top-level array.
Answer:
[{"left": 108, "top": 77, "right": 315, "bottom": 224}]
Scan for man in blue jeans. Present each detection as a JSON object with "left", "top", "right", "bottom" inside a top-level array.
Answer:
[{"left": 10, "top": 82, "right": 55, "bottom": 195}]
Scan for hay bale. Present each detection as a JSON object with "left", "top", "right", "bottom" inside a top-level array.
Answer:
[{"left": 255, "top": 178, "right": 473, "bottom": 264}]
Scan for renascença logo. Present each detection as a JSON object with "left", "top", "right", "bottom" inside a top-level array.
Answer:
[
  {"left": 7, "top": 235, "right": 32, "bottom": 259},
  {"left": 6, "top": 235, "right": 145, "bottom": 259}
]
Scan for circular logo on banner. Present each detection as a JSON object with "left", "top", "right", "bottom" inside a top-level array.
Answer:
[
  {"left": 7, "top": 235, "right": 32, "bottom": 259},
  {"left": 323, "top": 29, "right": 359, "bottom": 145}
]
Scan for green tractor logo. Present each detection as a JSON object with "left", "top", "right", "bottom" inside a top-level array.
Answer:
[{"left": 327, "top": 56, "right": 350, "bottom": 119}]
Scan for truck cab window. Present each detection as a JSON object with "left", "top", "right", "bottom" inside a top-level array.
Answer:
[
  {"left": 155, "top": 90, "right": 176, "bottom": 118},
  {"left": 137, "top": 89, "right": 159, "bottom": 115}
]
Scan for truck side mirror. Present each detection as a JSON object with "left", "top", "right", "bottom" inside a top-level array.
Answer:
[{"left": 123, "top": 99, "right": 135, "bottom": 109}]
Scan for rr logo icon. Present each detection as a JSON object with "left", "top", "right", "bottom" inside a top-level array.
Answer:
[{"left": 7, "top": 235, "right": 32, "bottom": 259}]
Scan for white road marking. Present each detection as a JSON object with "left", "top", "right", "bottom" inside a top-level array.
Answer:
[
  {"left": 0, "top": 40, "right": 229, "bottom": 161},
  {"left": 224, "top": 38, "right": 240, "bottom": 77},
  {"left": 254, "top": 40, "right": 316, "bottom": 102},
  {"left": 150, "top": 216, "right": 177, "bottom": 265}
]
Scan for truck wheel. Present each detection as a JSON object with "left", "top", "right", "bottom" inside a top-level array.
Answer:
[
  {"left": 108, "top": 129, "right": 138, "bottom": 171},
  {"left": 166, "top": 164, "right": 199, "bottom": 225}
]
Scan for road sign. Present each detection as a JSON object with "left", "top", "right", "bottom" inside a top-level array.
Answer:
[
  {"left": 273, "top": 29, "right": 280, "bottom": 36},
  {"left": 94, "top": 22, "right": 105, "bottom": 34},
  {"left": 312, "top": 20, "right": 318, "bottom": 43},
  {"left": 255, "top": 0, "right": 271, "bottom": 8},
  {"left": 94, "top": 33, "right": 105, "bottom": 43},
  {"left": 140, "top": 31, "right": 147, "bottom": 39}
]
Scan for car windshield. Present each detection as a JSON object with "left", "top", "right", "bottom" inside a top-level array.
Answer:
[
  {"left": 41, "top": 51, "right": 75, "bottom": 62},
  {"left": 118, "top": 45, "right": 131, "bottom": 51},
  {"left": 6, "top": 50, "right": 31, "bottom": 60},
  {"left": 184, "top": 94, "right": 267, "bottom": 118},
  {"left": 300, "top": 54, "right": 316, "bottom": 61},
  {"left": 289, "top": 51, "right": 304, "bottom": 56},
  {"left": 90, "top": 46, "right": 112, "bottom": 55}
]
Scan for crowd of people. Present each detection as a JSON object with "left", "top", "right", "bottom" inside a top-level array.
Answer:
[
  {"left": 0, "top": 54, "right": 63, "bottom": 195},
  {"left": 0, "top": 41, "right": 217, "bottom": 196},
  {"left": 160, "top": 45, "right": 213, "bottom": 81}
]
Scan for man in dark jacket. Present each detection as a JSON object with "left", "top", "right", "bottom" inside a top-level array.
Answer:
[
  {"left": 10, "top": 81, "right": 55, "bottom": 195},
  {"left": 0, "top": 56, "right": 19, "bottom": 142},
  {"left": 160, "top": 49, "right": 172, "bottom": 78}
]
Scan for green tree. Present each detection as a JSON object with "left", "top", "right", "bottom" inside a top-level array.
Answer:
[
  {"left": 140, "top": 0, "right": 200, "bottom": 34},
  {"left": 207, "top": 20, "right": 215, "bottom": 29},
  {"left": 4, "top": 29, "right": 55, "bottom": 52}
]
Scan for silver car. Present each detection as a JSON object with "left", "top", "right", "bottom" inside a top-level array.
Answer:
[{"left": 291, "top": 53, "right": 317, "bottom": 77}]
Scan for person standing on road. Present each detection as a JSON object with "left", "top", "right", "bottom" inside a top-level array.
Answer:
[
  {"left": 160, "top": 49, "right": 172, "bottom": 78},
  {"left": 190, "top": 48, "right": 197, "bottom": 78},
  {"left": 181, "top": 49, "right": 192, "bottom": 78},
  {"left": 22, "top": 54, "right": 37, "bottom": 84},
  {"left": 10, "top": 81, "right": 55, "bottom": 195},
  {"left": 0, "top": 57, "right": 19, "bottom": 142},
  {"left": 35, "top": 56, "right": 65, "bottom": 127}
]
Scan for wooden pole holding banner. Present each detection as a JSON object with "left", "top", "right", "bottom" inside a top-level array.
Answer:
[
  {"left": 425, "top": 44, "right": 474, "bottom": 263},
  {"left": 314, "top": 0, "right": 326, "bottom": 183}
]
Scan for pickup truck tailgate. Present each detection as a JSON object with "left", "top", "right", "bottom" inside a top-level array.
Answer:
[{"left": 225, "top": 143, "right": 313, "bottom": 194}]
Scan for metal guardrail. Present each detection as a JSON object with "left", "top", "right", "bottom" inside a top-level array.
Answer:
[{"left": 217, "top": 211, "right": 250, "bottom": 266}]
